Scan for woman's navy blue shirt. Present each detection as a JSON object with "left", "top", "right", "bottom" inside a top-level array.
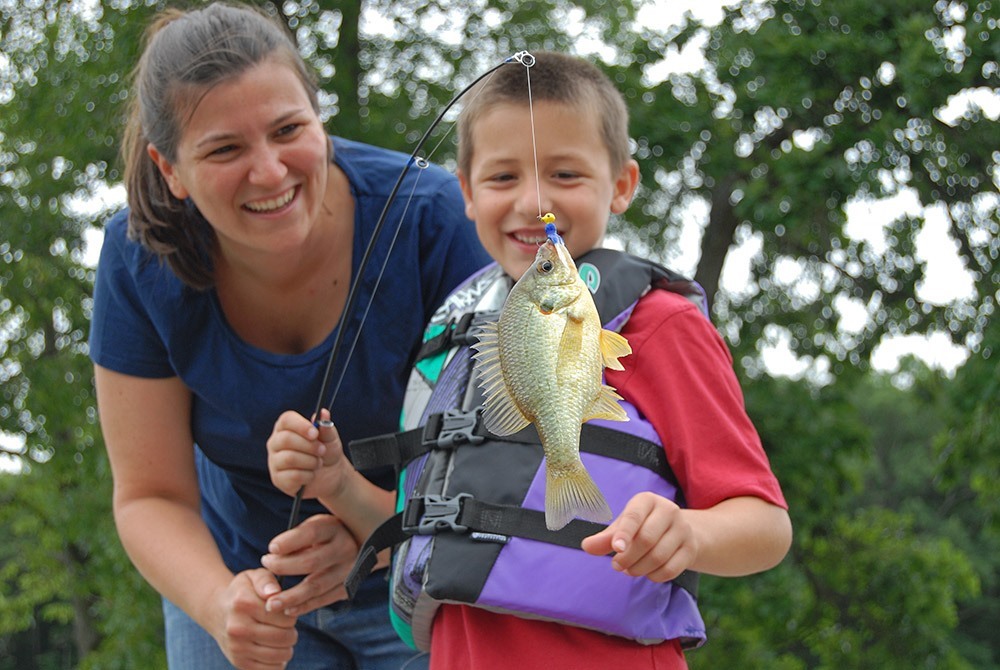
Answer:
[{"left": 89, "top": 137, "right": 490, "bottom": 574}]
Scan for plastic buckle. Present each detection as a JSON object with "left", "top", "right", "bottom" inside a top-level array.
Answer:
[
  {"left": 406, "top": 493, "right": 472, "bottom": 535},
  {"left": 451, "top": 309, "right": 502, "bottom": 346},
  {"left": 426, "top": 409, "right": 486, "bottom": 449}
]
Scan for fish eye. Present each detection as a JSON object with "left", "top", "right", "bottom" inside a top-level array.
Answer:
[{"left": 537, "top": 260, "right": 554, "bottom": 273}]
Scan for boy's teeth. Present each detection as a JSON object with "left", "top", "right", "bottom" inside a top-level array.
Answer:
[
  {"left": 246, "top": 188, "right": 294, "bottom": 212},
  {"left": 514, "top": 232, "right": 548, "bottom": 244}
]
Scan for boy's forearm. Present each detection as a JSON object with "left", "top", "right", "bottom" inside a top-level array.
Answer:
[
  {"left": 317, "top": 468, "right": 397, "bottom": 547},
  {"left": 685, "top": 496, "right": 792, "bottom": 577}
]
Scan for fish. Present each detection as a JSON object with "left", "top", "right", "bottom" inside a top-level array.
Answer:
[{"left": 471, "top": 223, "right": 633, "bottom": 530}]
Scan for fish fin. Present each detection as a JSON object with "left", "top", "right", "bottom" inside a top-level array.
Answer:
[
  {"left": 555, "top": 318, "right": 584, "bottom": 386},
  {"left": 545, "top": 459, "right": 613, "bottom": 531},
  {"left": 583, "top": 384, "right": 629, "bottom": 423},
  {"left": 559, "top": 315, "right": 583, "bottom": 354},
  {"left": 599, "top": 329, "right": 632, "bottom": 371},
  {"left": 471, "top": 321, "right": 532, "bottom": 436}
]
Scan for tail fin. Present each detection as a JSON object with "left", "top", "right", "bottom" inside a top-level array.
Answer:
[{"left": 545, "top": 459, "right": 613, "bottom": 531}]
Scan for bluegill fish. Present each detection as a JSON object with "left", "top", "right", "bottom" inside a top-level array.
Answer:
[{"left": 472, "top": 224, "right": 632, "bottom": 530}]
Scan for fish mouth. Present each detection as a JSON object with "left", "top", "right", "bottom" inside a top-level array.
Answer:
[{"left": 243, "top": 186, "right": 297, "bottom": 213}]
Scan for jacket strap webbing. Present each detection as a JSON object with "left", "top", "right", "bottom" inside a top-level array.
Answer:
[
  {"left": 347, "top": 408, "right": 675, "bottom": 485},
  {"left": 346, "top": 495, "right": 699, "bottom": 599}
]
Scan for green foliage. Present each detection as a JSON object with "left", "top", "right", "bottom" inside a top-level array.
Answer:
[
  {"left": 1, "top": 0, "right": 997, "bottom": 667},
  {"left": 618, "top": 0, "right": 998, "bottom": 372},
  {"left": 691, "top": 367, "right": 992, "bottom": 669},
  {"left": 1, "top": 0, "right": 167, "bottom": 666}
]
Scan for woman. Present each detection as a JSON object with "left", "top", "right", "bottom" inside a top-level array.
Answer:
[{"left": 89, "top": 3, "right": 489, "bottom": 668}]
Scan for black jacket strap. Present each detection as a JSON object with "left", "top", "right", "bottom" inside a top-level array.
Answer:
[
  {"left": 416, "top": 309, "right": 503, "bottom": 360},
  {"left": 345, "top": 494, "right": 698, "bottom": 599},
  {"left": 347, "top": 409, "right": 675, "bottom": 486}
]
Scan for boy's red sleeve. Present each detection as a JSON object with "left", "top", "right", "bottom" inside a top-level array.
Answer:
[{"left": 605, "top": 290, "right": 787, "bottom": 511}]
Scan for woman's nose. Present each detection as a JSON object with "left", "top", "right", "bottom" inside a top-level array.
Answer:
[{"left": 248, "top": 144, "right": 288, "bottom": 185}]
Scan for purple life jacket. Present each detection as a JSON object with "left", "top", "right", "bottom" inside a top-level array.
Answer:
[{"left": 345, "top": 249, "right": 709, "bottom": 652}]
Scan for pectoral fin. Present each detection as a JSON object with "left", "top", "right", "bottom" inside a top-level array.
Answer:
[
  {"left": 599, "top": 329, "right": 632, "bottom": 371},
  {"left": 471, "top": 321, "right": 531, "bottom": 436}
]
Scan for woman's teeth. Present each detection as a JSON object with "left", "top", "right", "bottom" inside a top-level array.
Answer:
[{"left": 245, "top": 188, "right": 294, "bottom": 212}]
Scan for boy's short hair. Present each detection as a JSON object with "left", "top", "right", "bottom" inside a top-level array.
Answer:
[{"left": 457, "top": 51, "right": 631, "bottom": 176}]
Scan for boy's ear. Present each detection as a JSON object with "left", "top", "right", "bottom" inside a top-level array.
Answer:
[
  {"left": 457, "top": 169, "right": 476, "bottom": 221},
  {"left": 146, "top": 143, "right": 189, "bottom": 201},
  {"left": 610, "top": 159, "right": 640, "bottom": 215}
]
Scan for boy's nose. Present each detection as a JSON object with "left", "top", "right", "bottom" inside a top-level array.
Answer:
[{"left": 514, "top": 180, "right": 549, "bottom": 218}]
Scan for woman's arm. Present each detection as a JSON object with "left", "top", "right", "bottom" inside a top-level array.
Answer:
[{"left": 95, "top": 365, "right": 297, "bottom": 668}]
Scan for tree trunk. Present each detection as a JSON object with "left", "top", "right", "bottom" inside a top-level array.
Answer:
[
  {"left": 695, "top": 173, "right": 739, "bottom": 309},
  {"left": 329, "top": 0, "right": 363, "bottom": 138}
]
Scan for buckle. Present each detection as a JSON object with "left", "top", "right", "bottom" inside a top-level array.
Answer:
[
  {"left": 423, "top": 409, "right": 486, "bottom": 449},
  {"left": 403, "top": 493, "right": 472, "bottom": 535},
  {"left": 451, "top": 309, "right": 501, "bottom": 346}
]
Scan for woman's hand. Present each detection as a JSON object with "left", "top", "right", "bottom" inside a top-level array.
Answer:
[
  {"left": 209, "top": 569, "right": 298, "bottom": 670},
  {"left": 259, "top": 513, "right": 360, "bottom": 616}
]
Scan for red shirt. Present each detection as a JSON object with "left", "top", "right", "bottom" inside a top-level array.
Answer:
[{"left": 429, "top": 290, "right": 787, "bottom": 669}]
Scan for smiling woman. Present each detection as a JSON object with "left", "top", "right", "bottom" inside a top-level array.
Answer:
[{"left": 87, "top": 3, "right": 490, "bottom": 669}]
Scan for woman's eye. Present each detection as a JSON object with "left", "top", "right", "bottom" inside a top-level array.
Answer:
[{"left": 276, "top": 124, "right": 300, "bottom": 137}]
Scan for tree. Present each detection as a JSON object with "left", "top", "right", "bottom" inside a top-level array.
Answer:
[
  {"left": 931, "top": 315, "right": 1000, "bottom": 667},
  {"left": 1, "top": 0, "right": 166, "bottom": 667},
  {"left": 616, "top": 0, "right": 998, "bottom": 374},
  {"left": 2, "top": 0, "right": 996, "bottom": 667}
]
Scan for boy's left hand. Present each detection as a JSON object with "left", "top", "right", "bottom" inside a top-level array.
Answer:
[{"left": 581, "top": 491, "right": 698, "bottom": 583}]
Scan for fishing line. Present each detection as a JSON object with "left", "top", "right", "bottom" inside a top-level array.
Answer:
[
  {"left": 517, "top": 52, "right": 544, "bottom": 221},
  {"left": 285, "top": 53, "right": 533, "bottom": 533}
]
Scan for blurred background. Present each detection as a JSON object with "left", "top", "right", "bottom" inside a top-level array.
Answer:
[{"left": 1, "top": 0, "right": 997, "bottom": 668}]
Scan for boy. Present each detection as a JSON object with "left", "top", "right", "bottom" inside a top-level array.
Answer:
[{"left": 267, "top": 51, "right": 791, "bottom": 669}]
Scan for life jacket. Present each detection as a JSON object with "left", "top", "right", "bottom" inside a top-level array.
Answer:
[{"left": 345, "top": 248, "right": 709, "bottom": 652}]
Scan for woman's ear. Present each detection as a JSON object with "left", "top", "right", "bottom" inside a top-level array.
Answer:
[
  {"left": 146, "top": 144, "right": 189, "bottom": 200},
  {"left": 610, "top": 159, "right": 640, "bottom": 215}
]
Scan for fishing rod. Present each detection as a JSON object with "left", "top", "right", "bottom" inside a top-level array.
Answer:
[{"left": 285, "top": 52, "right": 534, "bottom": 532}]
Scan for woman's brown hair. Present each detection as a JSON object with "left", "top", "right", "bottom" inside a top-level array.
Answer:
[{"left": 120, "top": 2, "right": 319, "bottom": 289}]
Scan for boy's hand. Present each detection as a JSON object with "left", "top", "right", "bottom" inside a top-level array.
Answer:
[
  {"left": 266, "top": 409, "right": 350, "bottom": 500},
  {"left": 581, "top": 492, "right": 698, "bottom": 583}
]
